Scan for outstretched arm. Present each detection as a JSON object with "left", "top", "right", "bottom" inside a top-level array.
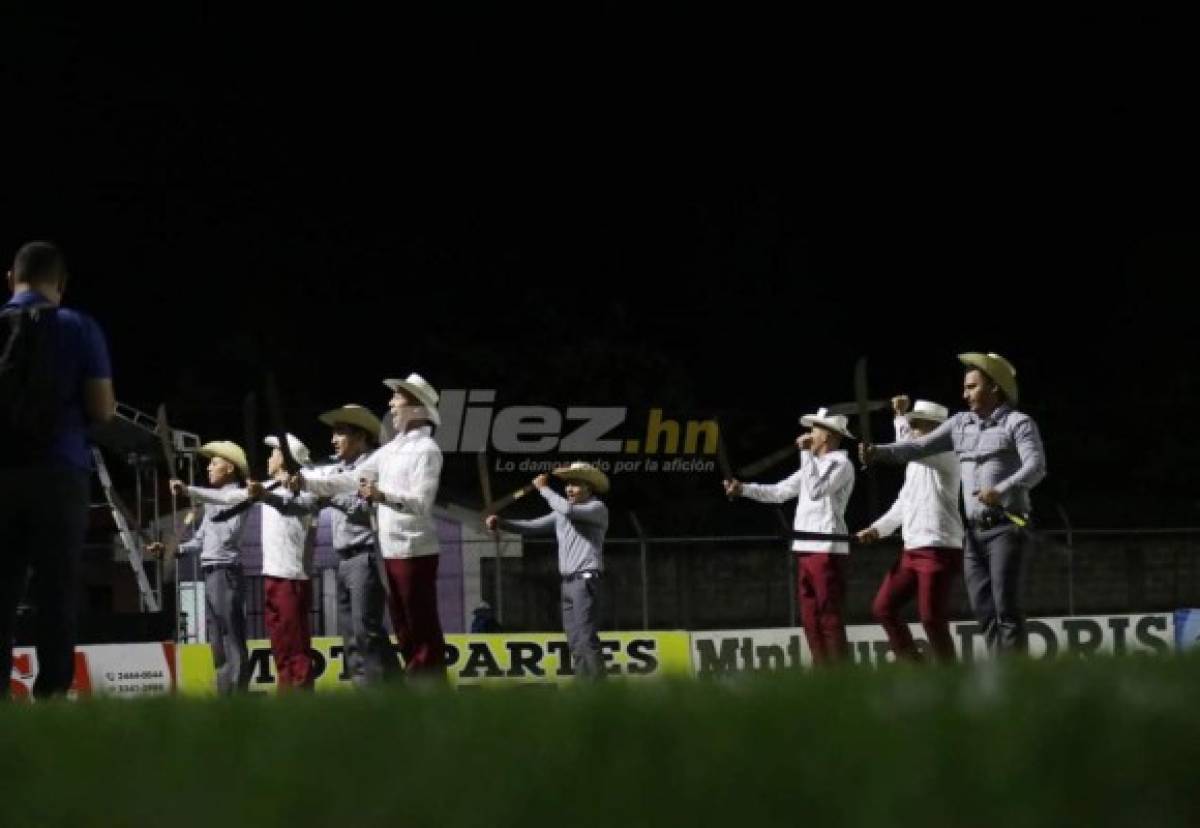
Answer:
[
  {"left": 872, "top": 417, "right": 955, "bottom": 465},
  {"left": 498, "top": 513, "right": 557, "bottom": 536},
  {"left": 184, "top": 485, "right": 247, "bottom": 507},
  {"left": 739, "top": 466, "right": 805, "bottom": 504}
]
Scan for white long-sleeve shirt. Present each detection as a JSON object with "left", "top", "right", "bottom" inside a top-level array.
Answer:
[
  {"left": 302, "top": 425, "right": 442, "bottom": 559},
  {"left": 869, "top": 417, "right": 964, "bottom": 550},
  {"left": 184, "top": 484, "right": 319, "bottom": 580},
  {"left": 740, "top": 449, "right": 855, "bottom": 554}
]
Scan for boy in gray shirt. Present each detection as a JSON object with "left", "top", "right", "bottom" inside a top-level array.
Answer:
[
  {"left": 487, "top": 463, "right": 609, "bottom": 679},
  {"left": 148, "top": 440, "right": 252, "bottom": 694}
]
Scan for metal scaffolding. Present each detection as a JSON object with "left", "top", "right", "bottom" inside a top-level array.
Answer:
[{"left": 89, "top": 403, "right": 201, "bottom": 633}]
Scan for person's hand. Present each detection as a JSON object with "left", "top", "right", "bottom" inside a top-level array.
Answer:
[
  {"left": 855, "top": 527, "right": 881, "bottom": 545},
  {"left": 892, "top": 395, "right": 911, "bottom": 416},
  {"left": 533, "top": 473, "right": 550, "bottom": 490},
  {"left": 796, "top": 433, "right": 814, "bottom": 451},
  {"left": 723, "top": 479, "right": 743, "bottom": 498},
  {"left": 168, "top": 479, "right": 187, "bottom": 497},
  {"left": 858, "top": 443, "right": 876, "bottom": 465},
  {"left": 145, "top": 541, "right": 172, "bottom": 559},
  {"left": 484, "top": 514, "right": 499, "bottom": 531},
  {"left": 359, "top": 479, "right": 383, "bottom": 503},
  {"left": 247, "top": 480, "right": 266, "bottom": 500},
  {"left": 286, "top": 474, "right": 304, "bottom": 493},
  {"left": 976, "top": 487, "right": 1002, "bottom": 507}
]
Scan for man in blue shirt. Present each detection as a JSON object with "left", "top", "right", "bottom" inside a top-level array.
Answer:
[{"left": 0, "top": 241, "right": 115, "bottom": 698}]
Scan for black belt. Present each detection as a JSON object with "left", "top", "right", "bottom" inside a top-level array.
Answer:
[
  {"left": 201, "top": 563, "right": 240, "bottom": 575},
  {"left": 966, "top": 510, "right": 1029, "bottom": 531},
  {"left": 562, "top": 570, "right": 602, "bottom": 583},
  {"left": 337, "top": 542, "right": 375, "bottom": 559}
]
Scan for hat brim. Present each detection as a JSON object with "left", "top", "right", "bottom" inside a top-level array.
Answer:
[
  {"left": 318, "top": 407, "right": 383, "bottom": 441},
  {"left": 198, "top": 444, "right": 249, "bottom": 478},
  {"left": 552, "top": 467, "right": 610, "bottom": 494},
  {"left": 263, "top": 436, "right": 311, "bottom": 466},
  {"left": 958, "top": 354, "right": 1019, "bottom": 404},
  {"left": 904, "top": 412, "right": 948, "bottom": 425},
  {"left": 382, "top": 380, "right": 441, "bottom": 425},
  {"left": 799, "top": 416, "right": 855, "bottom": 440}
]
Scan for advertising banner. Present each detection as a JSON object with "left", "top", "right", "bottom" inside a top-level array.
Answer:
[
  {"left": 8, "top": 643, "right": 176, "bottom": 700},
  {"left": 176, "top": 631, "right": 692, "bottom": 694},
  {"left": 1173, "top": 609, "right": 1200, "bottom": 650},
  {"left": 691, "top": 613, "right": 1176, "bottom": 674}
]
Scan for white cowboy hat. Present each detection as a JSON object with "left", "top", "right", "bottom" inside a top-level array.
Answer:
[
  {"left": 198, "top": 441, "right": 249, "bottom": 478},
  {"left": 904, "top": 400, "right": 950, "bottom": 425},
  {"left": 382, "top": 373, "right": 441, "bottom": 425},
  {"left": 264, "top": 433, "right": 312, "bottom": 467},
  {"left": 958, "top": 352, "right": 1018, "bottom": 404},
  {"left": 318, "top": 404, "right": 382, "bottom": 441},
  {"left": 552, "top": 462, "right": 610, "bottom": 495},
  {"left": 799, "top": 407, "right": 855, "bottom": 440}
]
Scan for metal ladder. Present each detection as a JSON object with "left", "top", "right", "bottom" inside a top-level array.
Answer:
[
  {"left": 88, "top": 402, "right": 204, "bottom": 624},
  {"left": 91, "top": 447, "right": 160, "bottom": 612}
]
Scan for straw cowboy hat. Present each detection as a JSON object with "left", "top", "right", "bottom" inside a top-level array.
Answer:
[
  {"left": 198, "top": 441, "right": 249, "bottom": 478},
  {"left": 264, "top": 433, "right": 312, "bottom": 466},
  {"left": 904, "top": 400, "right": 950, "bottom": 425},
  {"left": 382, "top": 373, "right": 441, "bottom": 426},
  {"left": 318, "top": 404, "right": 382, "bottom": 441},
  {"left": 553, "top": 462, "right": 610, "bottom": 495},
  {"left": 958, "top": 352, "right": 1018, "bottom": 404},
  {"left": 799, "top": 407, "right": 855, "bottom": 440}
]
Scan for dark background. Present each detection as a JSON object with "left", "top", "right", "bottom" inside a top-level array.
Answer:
[{"left": 4, "top": 9, "right": 1198, "bottom": 535}]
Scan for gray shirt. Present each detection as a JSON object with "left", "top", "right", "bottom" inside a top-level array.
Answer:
[
  {"left": 872, "top": 404, "right": 1046, "bottom": 520},
  {"left": 501, "top": 488, "right": 607, "bottom": 576},
  {"left": 313, "top": 451, "right": 376, "bottom": 552},
  {"left": 177, "top": 483, "right": 249, "bottom": 566}
]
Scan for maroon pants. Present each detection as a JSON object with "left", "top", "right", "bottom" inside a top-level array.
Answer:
[
  {"left": 796, "top": 552, "right": 849, "bottom": 665},
  {"left": 383, "top": 555, "right": 446, "bottom": 676},
  {"left": 263, "top": 576, "right": 314, "bottom": 690},
  {"left": 871, "top": 547, "right": 963, "bottom": 663}
]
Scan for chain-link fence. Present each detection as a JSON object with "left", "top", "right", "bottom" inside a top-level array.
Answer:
[
  {"left": 464, "top": 527, "right": 1200, "bottom": 632},
  {"left": 53, "top": 525, "right": 1200, "bottom": 645}
]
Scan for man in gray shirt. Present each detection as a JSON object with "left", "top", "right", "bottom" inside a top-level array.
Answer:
[
  {"left": 149, "top": 440, "right": 252, "bottom": 694},
  {"left": 312, "top": 404, "right": 399, "bottom": 686},
  {"left": 486, "top": 463, "right": 609, "bottom": 679},
  {"left": 862, "top": 353, "right": 1046, "bottom": 653}
]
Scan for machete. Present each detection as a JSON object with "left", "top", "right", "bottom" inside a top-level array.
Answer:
[{"left": 854, "top": 356, "right": 879, "bottom": 516}]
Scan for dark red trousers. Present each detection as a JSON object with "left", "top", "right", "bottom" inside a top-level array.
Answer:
[
  {"left": 263, "top": 576, "right": 314, "bottom": 690},
  {"left": 871, "top": 547, "right": 963, "bottom": 663},
  {"left": 796, "top": 552, "right": 849, "bottom": 665},
  {"left": 383, "top": 555, "right": 446, "bottom": 676}
]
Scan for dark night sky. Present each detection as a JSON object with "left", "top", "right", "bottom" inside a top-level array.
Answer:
[{"left": 3, "top": 10, "right": 1198, "bottom": 532}]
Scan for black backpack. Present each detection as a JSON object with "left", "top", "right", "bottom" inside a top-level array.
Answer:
[{"left": 0, "top": 301, "right": 60, "bottom": 462}]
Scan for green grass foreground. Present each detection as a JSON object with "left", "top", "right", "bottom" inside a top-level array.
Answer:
[{"left": 4, "top": 656, "right": 1200, "bottom": 827}]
